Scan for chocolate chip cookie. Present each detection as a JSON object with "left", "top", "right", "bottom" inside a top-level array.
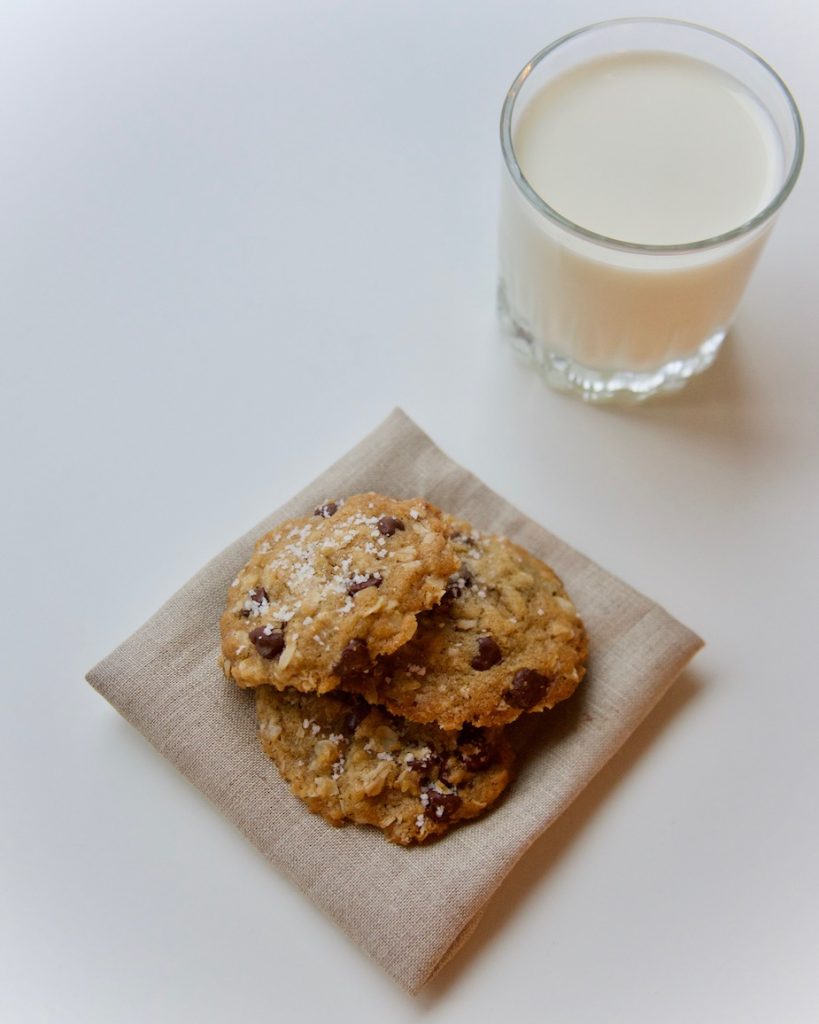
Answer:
[
  {"left": 342, "top": 517, "right": 587, "bottom": 729},
  {"left": 256, "top": 686, "right": 514, "bottom": 845},
  {"left": 220, "top": 494, "right": 458, "bottom": 692}
]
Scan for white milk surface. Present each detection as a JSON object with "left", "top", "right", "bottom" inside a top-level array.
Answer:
[{"left": 500, "top": 51, "right": 784, "bottom": 372}]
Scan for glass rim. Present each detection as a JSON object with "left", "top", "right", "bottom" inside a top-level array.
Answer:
[{"left": 499, "top": 16, "right": 805, "bottom": 255}]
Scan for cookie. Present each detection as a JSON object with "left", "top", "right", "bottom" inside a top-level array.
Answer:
[
  {"left": 342, "top": 516, "right": 587, "bottom": 729},
  {"left": 220, "top": 494, "right": 459, "bottom": 692},
  {"left": 255, "top": 686, "right": 514, "bottom": 845}
]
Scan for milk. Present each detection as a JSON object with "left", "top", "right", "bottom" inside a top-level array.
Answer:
[{"left": 499, "top": 51, "right": 784, "bottom": 375}]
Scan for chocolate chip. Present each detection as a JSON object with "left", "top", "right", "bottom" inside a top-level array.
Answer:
[
  {"left": 422, "top": 787, "right": 462, "bottom": 823},
  {"left": 444, "top": 565, "right": 474, "bottom": 602},
  {"left": 334, "top": 638, "right": 371, "bottom": 677},
  {"left": 239, "top": 586, "right": 269, "bottom": 617},
  {"left": 347, "top": 574, "right": 383, "bottom": 596},
  {"left": 314, "top": 501, "right": 338, "bottom": 518},
  {"left": 457, "top": 728, "right": 494, "bottom": 771},
  {"left": 376, "top": 515, "right": 405, "bottom": 537},
  {"left": 249, "top": 625, "right": 285, "bottom": 660},
  {"left": 451, "top": 531, "right": 478, "bottom": 547},
  {"left": 470, "top": 635, "right": 502, "bottom": 671},
  {"left": 406, "top": 749, "right": 441, "bottom": 774},
  {"left": 505, "top": 668, "right": 552, "bottom": 709}
]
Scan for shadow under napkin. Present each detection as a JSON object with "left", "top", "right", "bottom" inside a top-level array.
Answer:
[{"left": 86, "top": 408, "right": 703, "bottom": 994}]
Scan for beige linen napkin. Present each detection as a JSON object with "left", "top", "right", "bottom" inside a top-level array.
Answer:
[{"left": 86, "top": 408, "right": 703, "bottom": 993}]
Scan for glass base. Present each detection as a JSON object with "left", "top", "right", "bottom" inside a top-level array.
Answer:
[{"left": 498, "top": 282, "right": 726, "bottom": 403}]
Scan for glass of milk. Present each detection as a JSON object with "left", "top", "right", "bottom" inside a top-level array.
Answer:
[{"left": 498, "top": 19, "right": 803, "bottom": 402}]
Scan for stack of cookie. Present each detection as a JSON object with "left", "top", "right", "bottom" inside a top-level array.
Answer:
[{"left": 220, "top": 493, "right": 587, "bottom": 845}]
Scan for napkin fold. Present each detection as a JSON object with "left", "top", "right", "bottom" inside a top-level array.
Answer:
[{"left": 86, "top": 408, "right": 703, "bottom": 993}]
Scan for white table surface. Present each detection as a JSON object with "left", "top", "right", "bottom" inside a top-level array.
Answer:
[{"left": 2, "top": 1, "right": 818, "bottom": 1021}]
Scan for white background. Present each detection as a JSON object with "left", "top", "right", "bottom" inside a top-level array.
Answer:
[{"left": 2, "top": 1, "right": 817, "bottom": 1021}]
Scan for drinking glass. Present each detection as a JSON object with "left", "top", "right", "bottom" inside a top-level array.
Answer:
[{"left": 498, "top": 18, "right": 803, "bottom": 402}]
